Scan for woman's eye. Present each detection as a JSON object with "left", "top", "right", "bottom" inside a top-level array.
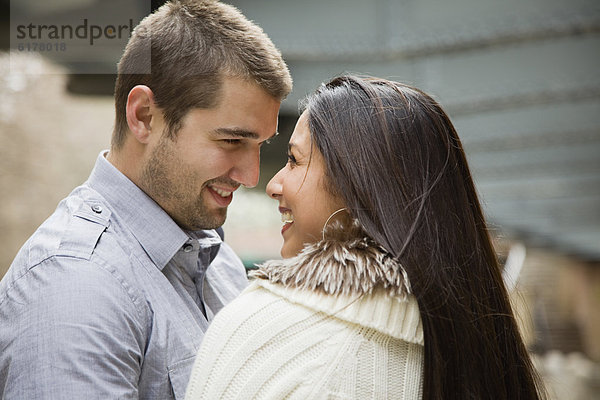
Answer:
[{"left": 287, "top": 153, "right": 297, "bottom": 166}]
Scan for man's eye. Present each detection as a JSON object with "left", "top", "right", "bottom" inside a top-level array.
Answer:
[{"left": 222, "top": 139, "right": 242, "bottom": 145}]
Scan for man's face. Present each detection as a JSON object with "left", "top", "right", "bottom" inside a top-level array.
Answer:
[{"left": 139, "top": 77, "right": 281, "bottom": 231}]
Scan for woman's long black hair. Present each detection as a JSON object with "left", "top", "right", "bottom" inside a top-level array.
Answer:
[{"left": 305, "top": 75, "right": 546, "bottom": 399}]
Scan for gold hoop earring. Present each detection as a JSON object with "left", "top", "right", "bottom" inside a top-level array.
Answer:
[{"left": 322, "top": 208, "right": 348, "bottom": 241}]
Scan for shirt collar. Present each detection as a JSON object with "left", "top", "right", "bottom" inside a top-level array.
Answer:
[{"left": 86, "top": 151, "right": 223, "bottom": 270}]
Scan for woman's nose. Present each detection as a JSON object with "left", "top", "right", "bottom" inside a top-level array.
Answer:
[{"left": 266, "top": 168, "right": 284, "bottom": 199}]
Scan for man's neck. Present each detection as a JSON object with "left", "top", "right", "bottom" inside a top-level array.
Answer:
[{"left": 106, "top": 144, "right": 142, "bottom": 187}]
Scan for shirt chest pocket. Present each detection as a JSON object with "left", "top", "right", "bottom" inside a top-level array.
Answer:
[{"left": 168, "top": 356, "right": 197, "bottom": 400}]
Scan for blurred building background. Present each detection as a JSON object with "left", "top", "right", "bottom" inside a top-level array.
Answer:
[{"left": 1, "top": 0, "right": 599, "bottom": 397}]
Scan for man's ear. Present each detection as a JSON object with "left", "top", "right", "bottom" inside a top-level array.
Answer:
[{"left": 126, "top": 85, "right": 156, "bottom": 144}]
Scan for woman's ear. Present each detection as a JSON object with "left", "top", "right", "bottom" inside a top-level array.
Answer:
[{"left": 125, "top": 85, "right": 156, "bottom": 144}]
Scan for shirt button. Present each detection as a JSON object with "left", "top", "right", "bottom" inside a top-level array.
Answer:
[
  {"left": 91, "top": 205, "right": 103, "bottom": 213},
  {"left": 183, "top": 244, "right": 194, "bottom": 253}
]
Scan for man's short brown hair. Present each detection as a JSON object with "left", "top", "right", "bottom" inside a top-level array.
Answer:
[{"left": 112, "top": 0, "right": 292, "bottom": 149}]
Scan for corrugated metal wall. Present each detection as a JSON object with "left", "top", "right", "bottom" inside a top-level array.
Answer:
[{"left": 230, "top": 0, "right": 600, "bottom": 261}]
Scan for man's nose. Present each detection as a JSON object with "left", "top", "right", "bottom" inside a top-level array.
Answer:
[{"left": 230, "top": 148, "right": 260, "bottom": 188}]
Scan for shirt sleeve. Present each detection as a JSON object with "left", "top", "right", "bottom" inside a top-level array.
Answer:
[{"left": 0, "top": 256, "right": 149, "bottom": 399}]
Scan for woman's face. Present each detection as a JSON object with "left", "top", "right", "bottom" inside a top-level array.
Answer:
[{"left": 266, "top": 111, "right": 346, "bottom": 258}]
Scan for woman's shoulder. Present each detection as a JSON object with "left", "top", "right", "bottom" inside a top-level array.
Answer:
[
  {"left": 187, "top": 280, "right": 424, "bottom": 400},
  {"left": 199, "top": 278, "right": 423, "bottom": 365},
  {"left": 253, "top": 279, "right": 424, "bottom": 345},
  {"left": 215, "top": 277, "right": 423, "bottom": 343},
  {"left": 198, "top": 281, "right": 322, "bottom": 350},
  {"left": 245, "top": 225, "right": 424, "bottom": 345}
]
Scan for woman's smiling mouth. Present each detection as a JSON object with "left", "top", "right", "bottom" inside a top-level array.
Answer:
[{"left": 280, "top": 208, "right": 294, "bottom": 234}]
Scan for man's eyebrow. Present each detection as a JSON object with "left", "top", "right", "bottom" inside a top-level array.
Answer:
[
  {"left": 213, "top": 128, "right": 279, "bottom": 142},
  {"left": 213, "top": 127, "right": 260, "bottom": 139}
]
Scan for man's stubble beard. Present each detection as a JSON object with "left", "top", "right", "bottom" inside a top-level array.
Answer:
[{"left": 139, "top": 137, "right": 227, "bottom": 231}]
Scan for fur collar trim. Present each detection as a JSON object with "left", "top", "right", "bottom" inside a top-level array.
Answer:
[{"left": 250, "top": 220, "right": 411, "bottom": 299}]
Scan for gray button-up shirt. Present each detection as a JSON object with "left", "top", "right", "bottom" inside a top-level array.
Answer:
[{"left": 0, "top": 152, "right": 248, "bottom": 399}]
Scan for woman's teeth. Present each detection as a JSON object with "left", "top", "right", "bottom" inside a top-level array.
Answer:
[
  {"left": 209, "top": 185, "right": 232, "bottom": 197},
  {"left": 281, "top": 211, "right": 294, "bottom": 224}
]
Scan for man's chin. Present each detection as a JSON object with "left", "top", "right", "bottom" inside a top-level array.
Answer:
[{"left": 187, "top": 209, "right": 227, "bottom": 231}]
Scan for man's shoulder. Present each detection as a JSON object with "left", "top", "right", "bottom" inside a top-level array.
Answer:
[
  {"left": 27, "top": 186, "right": 117, "bottom": 263},
  {"left": 1, "top": 186, "right": 149, "bottom": 320},
  {"left": 3, "top": 185, "right": 132, "bottom": 289}
]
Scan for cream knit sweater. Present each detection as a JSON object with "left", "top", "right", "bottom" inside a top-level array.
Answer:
[{"left": 186, "top": 223, "right": 424, "bottom": 399}]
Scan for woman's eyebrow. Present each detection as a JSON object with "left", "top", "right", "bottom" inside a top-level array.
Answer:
[{"left": 288, "top": 142, "right": 305, "bottom": 156}]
